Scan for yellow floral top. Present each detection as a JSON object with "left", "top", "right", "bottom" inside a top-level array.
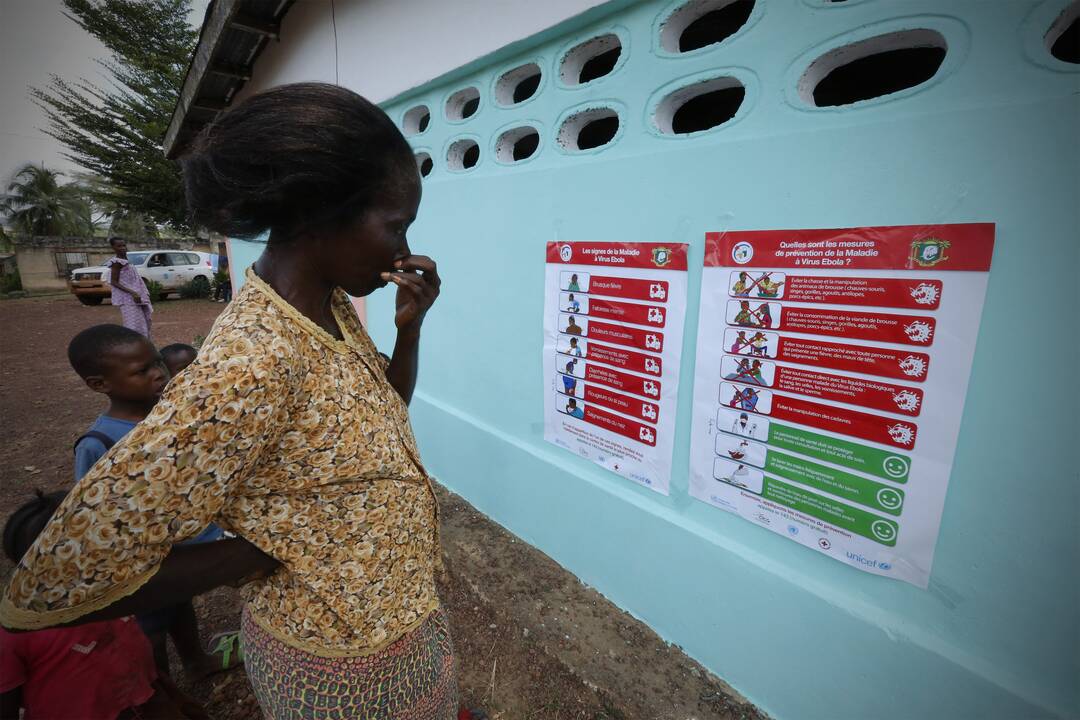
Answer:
[{"left": 0, "top": 269, "right": 441, "bottom": 655}]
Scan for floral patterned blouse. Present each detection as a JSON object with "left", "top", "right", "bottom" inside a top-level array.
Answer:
[{"left": 0, "top": 269, "right": 441, "bottom": 656}]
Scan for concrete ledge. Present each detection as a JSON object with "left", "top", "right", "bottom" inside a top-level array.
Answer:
[
  {"left": 412, "top": 393, "right": 1062, "bottom": 720},
  {"left": 436, "top": 482, "right": 767, "bottom": 719}
]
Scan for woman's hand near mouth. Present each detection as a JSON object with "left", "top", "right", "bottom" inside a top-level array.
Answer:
[
  {"left": 382, "top": 255, "right": 440, "bottom": 405},
  {"left": 381, "top": 255, "right": 440, "bottom": 333}
]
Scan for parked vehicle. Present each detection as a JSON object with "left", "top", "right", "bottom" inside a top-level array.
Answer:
[{"left": 69, "top": 250, "right": 217, "bottom": 305}]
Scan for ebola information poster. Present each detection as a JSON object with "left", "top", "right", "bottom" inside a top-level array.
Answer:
[
  {"left": 688, "top": 224, "right": 994, "bottom": 587},
  {"left": 544, "top": 241, "right": 689, "bottom": 495}
]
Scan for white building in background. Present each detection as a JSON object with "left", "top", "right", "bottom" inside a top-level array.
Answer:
[{"left": 166, "top": 2, "right": 1080, "bottom": 720}]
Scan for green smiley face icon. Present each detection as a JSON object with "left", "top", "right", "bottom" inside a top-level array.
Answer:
[
  {"left": 876, "top": 488, "right": 903, "bottom": 510},
  {"left": 871, "top": 520, "right": 897, "bottom": 543},
  {"left": 882, "top": 456, "right": 909, "bottom": 479}
]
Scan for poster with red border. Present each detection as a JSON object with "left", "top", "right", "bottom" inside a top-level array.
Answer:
[
  {"left": 544, "top": 242, "right": 688, "bottom": 494},
  {"left": 688, "top": 224, "right": 994, "bottom": 587}
]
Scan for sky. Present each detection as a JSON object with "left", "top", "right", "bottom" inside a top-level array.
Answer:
[{"left": 0, "top": 0, "right": 210, "bottom": 189}]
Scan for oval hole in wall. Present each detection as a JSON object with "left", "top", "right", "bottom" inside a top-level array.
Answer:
[
  {"left": 447, "top": 139, "right": 480, "bottom": 171},
  {"left": 446, "top": 87, "right": 480, "bottom": 121},
  {"left": 414, "top": 152, "right": 433, "bottom": 177},
  {"left": 402, "top": 105, "right": 430, "bottom": 136},
  {"left": 1047, "top": 2, "right": 1079, "bottom": 63},
  {"left": 495, "top": 63, "right": 543, "bottom": 106},
  {"left": 558, "top": 108, "right": 620, "bottom": 151},
  {"left": 660, "top": 0, "right": 755, "bottom": 54},
  {"left": 561, "top": 34, "right": 622, "bottom": 86},
  {"left": 655, "top": 77, "right": 745, "bottom": 134},
  {"left": 799, "top": 29, "right": 947, "bottom": 107},
  {"left": 495, "top": 126, "right": 541, "bottom": 163}
]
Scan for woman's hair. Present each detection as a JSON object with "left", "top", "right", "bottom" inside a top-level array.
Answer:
[
  {"left": 180, "top": 83, "right": 416, "bottom": 241},
  {"left": 3, "top": 490, "right": 66, "bottom": 563}
]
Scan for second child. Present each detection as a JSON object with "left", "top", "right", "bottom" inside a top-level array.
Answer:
[{"left": 68, "top": 326, "right": 237, "bottom": 680}]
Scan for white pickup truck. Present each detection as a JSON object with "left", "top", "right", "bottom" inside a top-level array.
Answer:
[{"left": 69, "top": 250, "right": 217, "bottom": 305}]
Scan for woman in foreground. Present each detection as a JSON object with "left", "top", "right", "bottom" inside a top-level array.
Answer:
[{"left": 1, "top": 83, "right": 472, "bottom": 719}]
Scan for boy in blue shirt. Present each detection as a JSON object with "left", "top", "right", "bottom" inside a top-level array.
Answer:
[
  {"left": 71, "top": 325, "right": 169, "bottom": 480},
  {"left": 69, "top": 326, "right": 236, "bottom": 680}
]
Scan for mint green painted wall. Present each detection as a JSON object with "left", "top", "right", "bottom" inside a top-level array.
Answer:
[{"left": 231, "top": 1, "right": 1079, "bottom": 717}]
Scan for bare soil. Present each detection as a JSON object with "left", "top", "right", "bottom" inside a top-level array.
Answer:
[{"left": 0, "top": 294, "right": 765, "bottom": 720}]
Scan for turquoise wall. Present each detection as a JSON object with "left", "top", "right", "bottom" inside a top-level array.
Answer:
[{"left": 231, "top": 1, "right": 1079, "bottom": 717}]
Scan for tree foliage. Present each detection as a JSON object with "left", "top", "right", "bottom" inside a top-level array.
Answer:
[
  {"left": 0, "top": 164, "right": 94, "bottom": 236},
  {"left": 30, "top": 0, "right": 198, "bottom": 229}
]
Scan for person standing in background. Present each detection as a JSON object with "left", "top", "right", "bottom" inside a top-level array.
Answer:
[{"left": 106, "top": 236, "right": 153, "bottom": 339}]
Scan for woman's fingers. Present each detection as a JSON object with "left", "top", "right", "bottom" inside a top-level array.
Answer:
[
  {"left": 394, "top": 255, "right": 441, "bottom": 290},
  {"left": 384, "top": 257, "right": 440, "bottom": 329},
  {"left": 385, "top": 271, "right": 436, "bottom": 301}
]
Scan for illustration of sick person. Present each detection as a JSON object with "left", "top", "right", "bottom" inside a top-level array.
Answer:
[
  {"left": 566, "top": 398, "right": 585, "bottom": 419},
  {"left": 732, "top": 272, "right": 751, "bottom": 297},
  {"left": 756, "top": 274, "right": 783, "bottom": 298},
  {"left": 755, "top": 302, "right": 773, "bottom": 328},
  {"left": 734, "top": 301, "right": 756, "bottom": 327},
  {"left": 731, "top": 412, "right": 759, "bottom": 437},
  {"left": 568, "top": 337, "right": 583, "bottom": 357},
  {"left": 562, "top": 359, "right": 578, "bottom": 395},
  {"left": 564, "top": 315, "right": 583, "bottom": 335},
  {"left": 730, "top": 330, "right": 750, "bottom": 354},
  {"left": 729, "top": 386, "right": 760, "bottom": 412},
  {"left": 567, "top": 273, "right": 581, "bottom": 292},
  {"left": 725, "top": 358, "right": 753, "bottom": 382},
  {"left": 566, "top": 293, "right": 581, "bottom": 313},
  {"left": 750, "top": 332, "right": 769, "bottom": 357},
  {"left": 749, "top": 360, "right": 766, "bottom": 386}
]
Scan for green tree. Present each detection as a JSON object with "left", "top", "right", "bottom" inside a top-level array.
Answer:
[
  {"left": 30, "top": 0, "right": 197, "bottom": 229},
  {"left": 74, "top": 172, "right": 159, "bottom": 240},
  {"left": 0, "top": 164, "right": 93, "bottom": 236}
]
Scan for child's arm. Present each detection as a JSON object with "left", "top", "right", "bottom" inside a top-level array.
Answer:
[{"left": 0, "top": 689, "right": 21, "bottom": 720}]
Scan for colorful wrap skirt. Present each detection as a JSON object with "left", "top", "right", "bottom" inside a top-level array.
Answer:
[{"left": 241, "top": 606, "right": 459, "bottom": 719}]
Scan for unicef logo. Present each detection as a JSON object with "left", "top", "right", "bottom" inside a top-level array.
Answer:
[
  {"left": 878, "top": 562, "right": 893, "bottom": 571},
  {"left": 559, "top": 244, "right": 573, "bottom": 262},
  {"left": 732, "top": 241, "right": 754, "bottom": 265}
]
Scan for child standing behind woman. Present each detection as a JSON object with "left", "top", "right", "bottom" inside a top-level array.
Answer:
[
  {"left": 0, "top": 491, "right": 207, "bottom": 720},
  {"left": 106, "top": 236, "right": 153, "bottom": 339},
  {"left": 69, "top": 328, "right": 234, "bottom": 681}
]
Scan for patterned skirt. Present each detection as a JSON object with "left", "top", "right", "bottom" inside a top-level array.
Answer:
[{"left": 241, "top": 606, "right": 459, "bottom": 719}]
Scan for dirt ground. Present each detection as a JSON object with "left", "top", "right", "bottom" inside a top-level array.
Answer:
[{"left": 0, "top": 294, "right": 766, "bottom": 720}]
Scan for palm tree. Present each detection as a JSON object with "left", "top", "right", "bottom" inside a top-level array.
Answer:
[{"left": 0, "top": 164, "right": 93, "bottom": 236}]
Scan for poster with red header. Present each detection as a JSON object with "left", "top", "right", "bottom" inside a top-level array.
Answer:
[
  {"left": 544, "top": 241, "right": 689, "bottom": 495},
  {"left": 688, "top": 224, "right": 994, "bottom": 587}
]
